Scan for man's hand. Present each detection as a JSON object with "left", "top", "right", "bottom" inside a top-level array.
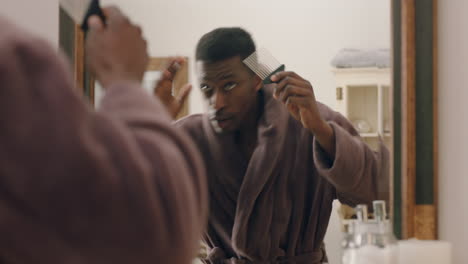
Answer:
[
  {"left": 154, "top": 58, "right": 192, "bottom": 119},
  {"left": 271, "top": 72, "right": 336, "bottom": 158},
  {"left": 85, "top": 7, "right": 149, "bottom": 88}
]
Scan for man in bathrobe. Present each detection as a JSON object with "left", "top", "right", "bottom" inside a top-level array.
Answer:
[
  {"left": 0, "top": 8, "right": 207, "bottom": 264},
  {"left": 156, "top": 27, "right": 389, "bottom": 264}
]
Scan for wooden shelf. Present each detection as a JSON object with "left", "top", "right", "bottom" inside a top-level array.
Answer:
[
  {"left": 360, "top": 133, "right": 379, "bottom": 137},
  {"left": 360, "top": 132, "right": 392, "bottom": 138}
]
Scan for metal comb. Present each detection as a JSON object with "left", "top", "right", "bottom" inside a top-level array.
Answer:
[{"left": 243, "top": 48, "right": 285, "bottom": 84}]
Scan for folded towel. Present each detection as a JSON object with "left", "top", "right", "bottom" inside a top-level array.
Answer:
[{"left": 331, "top": 48, "right": 390, "bottom": 68}]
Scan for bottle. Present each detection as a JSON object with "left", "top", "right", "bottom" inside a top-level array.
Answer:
[
  {"left": 373, "top": 200, "right": 386, "bottom": 222},
  {"left": 341, "top": 204, "right": 368, "bottom": 264},
  {"left": 356, "top": 204, "right": 368, "bottom": 222},
  {"left": 368, "top": 201, "right": 398, "bottom": 257},
  {"left": 341, "top": 219, "right": 357, "bottom": 264}
]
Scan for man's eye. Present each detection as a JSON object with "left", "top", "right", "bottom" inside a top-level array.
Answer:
[
  {"left": 201, "top": 85, "right": 213, "bottom": 97},
  {"left": 224, "top": 82, "right": 237, "bottom": 91},
  {"left": 201, "top": 85, "right": 212, "bottom": 92}
]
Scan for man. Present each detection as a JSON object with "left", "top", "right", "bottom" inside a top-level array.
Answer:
[
  {"left": 0, "top": 7, "right": 206, "bottom": 264},
  {"left": 156, "top": 28, "right": 389, "bottom": 264}
]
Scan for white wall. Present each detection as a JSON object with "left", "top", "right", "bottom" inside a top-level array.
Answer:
[
  {"left": 101, "top": 0, "right": 391, "bottom": 115},
  {"left": 0, "top": 0, "right": 59, "bottom": 46},
  {"left": 0, "top": 0, "right": 391, "bottom": 115},
  {"left": 438, "top": 1, "right": 468, "bottom": 264}
]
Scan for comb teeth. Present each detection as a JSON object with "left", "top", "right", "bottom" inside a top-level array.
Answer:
[{"left": 243, "top": 48, "right": 283, "bottom": 81}]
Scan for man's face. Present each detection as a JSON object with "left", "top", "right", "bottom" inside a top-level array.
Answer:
[{"left": 196, "top": 56, "right": 262, "bottom": 133}]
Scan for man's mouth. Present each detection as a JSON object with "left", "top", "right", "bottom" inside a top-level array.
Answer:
[{"left": 211, "top": 116, "right": 234, "bottom": 129}]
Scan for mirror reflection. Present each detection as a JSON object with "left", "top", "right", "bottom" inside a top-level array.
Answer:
[{"left": 96, "top": 1, "right": 392, "bottom": 263}]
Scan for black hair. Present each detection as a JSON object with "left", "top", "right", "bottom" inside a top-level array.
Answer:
[{"left": 195, "top": 27, "right": 256, "bottom": 63}]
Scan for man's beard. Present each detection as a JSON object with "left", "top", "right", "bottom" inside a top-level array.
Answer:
[
  {"left": 210, "top": 119, "right": 223, "bottom": 133},
  {"left": 208, "top": 108, "right": 223, "bottom": 133}
]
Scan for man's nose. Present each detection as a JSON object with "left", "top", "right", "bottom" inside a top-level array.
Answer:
[{"left": 211, "top": 90, "right": 226, "bottom": 111}]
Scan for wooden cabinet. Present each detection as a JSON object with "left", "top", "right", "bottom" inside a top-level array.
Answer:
[{"left": 333, "top": 67, "right": 391, "bottom": 150}]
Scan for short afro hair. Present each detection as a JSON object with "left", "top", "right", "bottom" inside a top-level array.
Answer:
[{"left": 195, "top": 27, "right": 256, "bottom": 63}]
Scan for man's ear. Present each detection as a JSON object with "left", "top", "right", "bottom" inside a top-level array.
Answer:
[{"left": 254, "top": 75, "right": 263, "bottom": 91}]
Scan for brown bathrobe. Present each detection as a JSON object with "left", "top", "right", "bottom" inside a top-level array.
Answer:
[
  {"left": 0, "top": 17, "right": 207, "bottom": 264},
  {"left": 177, "top": 87, "right": 389, "bottom": 263}
]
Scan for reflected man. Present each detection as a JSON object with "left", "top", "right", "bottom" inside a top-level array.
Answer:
[{"left": 156, "top": 27, "right": 389, "bottom": 264}]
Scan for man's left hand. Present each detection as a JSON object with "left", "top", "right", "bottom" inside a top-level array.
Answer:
[{"left": 154, "top": 58, "right": 192, "bottom": 119}]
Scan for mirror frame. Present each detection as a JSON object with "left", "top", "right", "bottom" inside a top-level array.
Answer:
[{"left": 393, "top": 0, "right": 438, "bottom": 239}]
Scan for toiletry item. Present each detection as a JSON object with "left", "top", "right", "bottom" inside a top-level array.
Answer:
[
  {"left": 342, "top": 201, "right": 398, "bottom": 264},
  {"left": 373, "top": 200, "right": 387, "bottom": 221},
  {"left": 355, "top": 204, "right": 369, "bottom": 222}
]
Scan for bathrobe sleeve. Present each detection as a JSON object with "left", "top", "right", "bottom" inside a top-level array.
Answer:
[
  {"left": 0, "top": 17, "right": 207, "bottom": 264},
  {"left": 313, "top": 103, "right": 390, "bottom": 207}
]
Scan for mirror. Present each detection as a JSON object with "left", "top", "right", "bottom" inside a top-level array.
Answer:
[{"left": 58, "top": 1, "right": 442, "bottom": 263}]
